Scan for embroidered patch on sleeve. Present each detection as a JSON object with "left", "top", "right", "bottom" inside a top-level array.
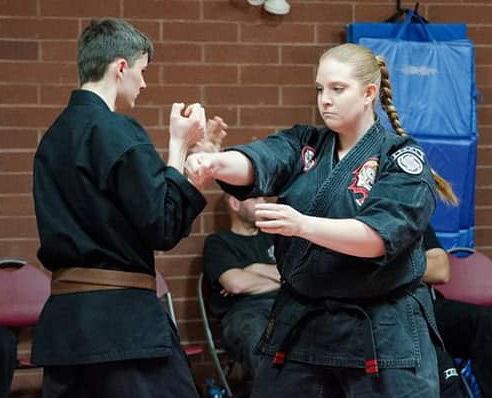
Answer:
[
  {"left": 348, "top": 157, "right": 379, "bottom": 206},
  {"left": 301, "top": 145, "right": 317, "bottom": 172},
  {"left": 391, "top": 146, "right": 425, "bottom": 175}
]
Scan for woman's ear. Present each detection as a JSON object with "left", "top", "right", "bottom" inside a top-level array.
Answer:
[{"left": 365, "top": 83, "right": 378, "bottom": 105}]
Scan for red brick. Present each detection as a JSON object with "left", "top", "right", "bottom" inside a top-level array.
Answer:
[
  {"left": 240, "top": 106, "right": 312, "bottom": 127},
  {"left": 0, "top": 40, "right": 39, "bottom": 60},
  {"left": 354, "top": 5, "right": 400, "bottom": 23},
  {"left": 153, "top": 43, "right": 202, "bottom": 64},
  {"left": 40, "top": 85, "right": 73, "bottom": 106},
  {"left": 178, "top": 319, "right": 206, "bottom": 342},
  {"left": 476, "top": 187, "right": 492, "bottom": 206},
  {"left": 0, "top": 86, "right": 38, "bottom": 105},
  {"left": 172, "top": 298, "right": 201, "bottom": 321},
  {"left": 479, "top": 126, "right": 492, "bottom": 145},
  {"left": 205, "top": 106, "right": 238, "bottom": 127},
  {"left": 0, "top": 18, "right": 79, "bottom": 40},
  {"left": 241, "top": 23, "right": 314, "bottom": 43},
  {"left": 477, "top": 66, "right": 492, "bottom": 87},
  {"left": 241, "top": 65, "right": 314, "bottom": 85},
  {"left": 41, "top": 0, "right": 121, "bottom": 17},
  {"left": 478, "top": 106, "right": 492, "bottom": 125},
  {"left": 41, "top": 41, "right": 77, "bottom": 62},
  {"left": 202, "top": 212, "right": 230, "bottom": 234},
  {"left": 124, "top": 0, "right": 200, "bottom": 20},
  {"left": 204, "top": 86, "right": 278, "bottom": 105},
  {"left": 0, "top": 217, "right": 38, "bottom": 238},
  {"left": 0, "top": 107, "right": 60, "bottom": 128},
  {"left": 317, "top": 24, "right": 346, "bottom": 45},
  {"left": 124, "top": 106, "right": 160, "bottom": 127},
  {"left": 476, "top": 207, "right": 492, "bottom": 225},
  {"left": 478, "top": 88, "right": 492, "bottom": 106},
  {"left": 156, "top": 255, "right": 202, "bottom": 278},
  {"left": 166, "top": 275, "right": 200, "bottom": 299},
  {"left": 468, "top": 26, "right": 492, "bottom": 46},
  {"left": 0, "top": 62, "right": 77, "bottom": 84},
  {"left": 162, "top": 65, "right": 238, "bottom": 84},
  {"left": 126, "top": 20, "right": 161, "bottom": 42},
  {"left": 162, "top": 22, "right": 238, "bottom": 42},
  {"left": 475, "top": 46, "right": 492, "bottom": 66},
  {"left": 0, "top": 0, "right": 37, "bottom": 16},
  {"left": 476, "top": 227, "right": 492, "bottom": 246},
  {"left": 281, "top": 45, "right": 325, "bottom": 65},
  {"left": 428, "top": 5, "right": 492, "bottom": 24},
  {"left": 282, "top": 86, "right": 317, "bottom": 106},
  {"left": 0, "top": 173, "right": 32, "bottom": 193},
  {"left": 139, "top": 86, "right": 202, "bottom": 107},
  {"left": 285, "top": 3, "right": 351, "bottom": 23},
  {"left": 0, "top": 152, "right": 35, "bottom": 172},
  {"left": 203, "top": 1, "right": 264, "bottom": 22},
  {"left": 161, "top": 235, "right": 206, "bottom": 256},
  {"left": 478, "top": 145, "right": 492, "bottom": 166},
  {"left": 0, "top": 195, "right": 34, "bottom": 216},
  {"left": 204, "top": 44, "right": 279, "bottom": 64},
  {"left": 476, "top": 166, "right": 492, "bottom": 187},
  {"left": 221, "top": 127, "right": 272, "bottom": 146},
  {"left": 0, "top": 129, "right": 38, "bottom": 149},
  {"left": 0, "top": 239, "right": 39, "bottom": 265}
]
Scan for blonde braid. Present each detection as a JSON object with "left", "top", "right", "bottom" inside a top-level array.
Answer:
[
  {"left": 376, "top": 56, "right": 407, "bottom": 137},
  {"left": 376, "top": 55, "right": 457, "bottom": 204}
]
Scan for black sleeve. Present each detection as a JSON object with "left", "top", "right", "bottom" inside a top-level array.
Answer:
[
  {"left": 355, "top": 144, "right": 437, "bottom": 264},
  {"left": 423, "top": 225, "right": 442, "bottom": 251},
  {"left": 107, "top": 144, "right": 206, "bottom": 251},
  {"left": 217, "top": 126, "right": 307, "bottom": 200}
]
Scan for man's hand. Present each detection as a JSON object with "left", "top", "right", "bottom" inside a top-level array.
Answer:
[{"left": 169, "top": 102, "right": 206, "bottom": 148}]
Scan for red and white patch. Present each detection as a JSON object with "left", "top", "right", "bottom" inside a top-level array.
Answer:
[
  {"left": 348, "top": 157, "right": 379, "bottom": 206},
  {"left": 301, "top": 146, "right": 316, "bottom": 172}
]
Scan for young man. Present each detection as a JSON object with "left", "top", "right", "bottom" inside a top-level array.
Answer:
[
  {"left": 203, "top": 195, "right": 279, "bottom": 379},
  {"left": 32, "top": 18, "right": 211, "bottom": 397}
]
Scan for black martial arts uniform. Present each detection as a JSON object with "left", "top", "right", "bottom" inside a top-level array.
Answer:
[
  {"left": 219, "top": 121, "right": 440, "bottom": 397},
  {"left": 32, "top": 90, "right": 205, "bottom": 398}
]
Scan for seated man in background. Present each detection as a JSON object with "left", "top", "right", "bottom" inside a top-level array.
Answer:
[
  {"left": 423, "top": 226, "right": 492, "bottom": 398},
  {"left": 203, "top": 194, "right": 279, "bottom": 379}
]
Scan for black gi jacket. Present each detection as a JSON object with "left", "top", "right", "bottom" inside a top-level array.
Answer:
[
  {"left": 219, "top": 122, "right": 439, "bottom": 370},
  {"left": 31, "top": 90, "right": 206, "bottom": 365}
]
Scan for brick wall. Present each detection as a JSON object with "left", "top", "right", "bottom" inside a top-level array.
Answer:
[{"left": 1, "top": 0, "right": 491, "bottom": 387}]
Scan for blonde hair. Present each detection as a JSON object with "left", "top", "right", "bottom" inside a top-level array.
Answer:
[{"left": 319, "top": 44, "right": 457, "bottom": 204}]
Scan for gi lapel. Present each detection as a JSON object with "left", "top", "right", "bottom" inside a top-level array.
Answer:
[{"left": 285, "top": 122, "right": 386, "bottom": 264}]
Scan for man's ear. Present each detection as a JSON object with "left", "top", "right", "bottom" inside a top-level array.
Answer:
[
  {"left": 229, "top": 196, "right": 240, "bottom": 213},
  {"left": 114, "top": 58, "right": 128, "bottom": 77},
  {"left": 365, "top": 83, "right": 378, "bottom": 106}
]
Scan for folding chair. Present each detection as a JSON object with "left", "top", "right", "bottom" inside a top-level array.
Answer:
[
  {"left": 197, "top": 273, "right": 234, "bottom": 398},
  {"left": 0, "top": 259, "right": 51, "bottom": 393},
  {"left": 435, "top": 248, "right": 492, "bottom": 306},
  {"left": 156, "top": 271, "right": 203, "bottom": 357},
  {"left": 434, "top": 248, "right": 492, "bottom": 398}
]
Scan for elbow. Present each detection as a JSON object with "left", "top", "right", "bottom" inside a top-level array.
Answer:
[{"left": 226, "top": 281, "right": 246, "bottom": 295}]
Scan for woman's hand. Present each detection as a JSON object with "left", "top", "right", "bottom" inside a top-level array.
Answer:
[
  {"left": 185, "top": 152, "right": 217, "bottom": 187},
  {"left": 190, "top": 116, "right": 228, "bottom": 154},
  {"left": 255, "top": 203, "right": 304, "bottom": 237}
]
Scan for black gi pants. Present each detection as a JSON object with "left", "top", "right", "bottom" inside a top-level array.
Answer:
[
  {"left": 434, "top": 296, "right": 492, "bottom": 398},
  {"left": 0, "top": 327, "right": 16, "bottom": 398},
  {"left": 42, "top": 328, "right": 199, "bottom": 398}
]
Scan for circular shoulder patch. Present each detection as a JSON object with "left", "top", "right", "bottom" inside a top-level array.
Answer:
[
  {"left": 396, "top": 152, "right": 424, "bottom": 175},
  {"left": 391, "top": 146, "right": 425, "bottom": 175}
]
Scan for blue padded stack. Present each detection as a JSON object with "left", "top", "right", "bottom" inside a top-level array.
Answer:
[{"left": 347, "top": 17, "right": 478, "bottom": 249}]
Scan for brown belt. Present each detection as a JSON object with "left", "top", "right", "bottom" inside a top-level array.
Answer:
[{"left": 51, "top": 267, "right": 156, "bottom": 295}]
